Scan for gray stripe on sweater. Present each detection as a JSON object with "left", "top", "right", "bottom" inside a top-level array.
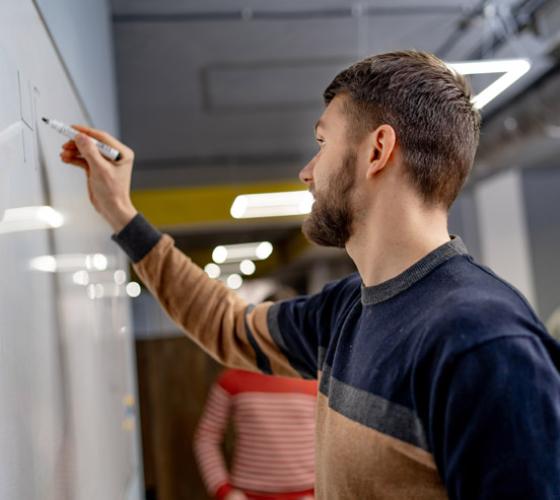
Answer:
[{"left": 320, "top": 363, "right": 429, "bottom": 451}]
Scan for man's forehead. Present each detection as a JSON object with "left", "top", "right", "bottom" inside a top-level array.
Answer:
[{"left": 315, "top": 95, "right": 346, "bottom": 131}]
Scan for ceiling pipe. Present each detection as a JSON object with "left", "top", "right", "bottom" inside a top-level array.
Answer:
[
  {"left": 435, "top": 0, "right": 494, "bottom": 58},
  {"left": 466, "top": 0, "right": 552, "bottom": 60},
  {"left": 113, "top": 5, "right": 466, "bottom": 24}
]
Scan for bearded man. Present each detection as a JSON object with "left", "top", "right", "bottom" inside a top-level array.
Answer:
[{"left": 61, "top": 50, "right": 560, "bottom": 499}]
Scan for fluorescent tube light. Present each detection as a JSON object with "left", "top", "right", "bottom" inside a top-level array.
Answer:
[
  {"left": 205, "top": 260, "right": 256, "bottom": 278},
  {"left": 212, "top": 241, "right": 273, "bottom": 263},
  {"left": 231, "top": 191, "right": 314, "bottom": 219},
  {"left": 0, "top": 206, "right": 64, "bottom": 233},
  {"left": 447, "top": 58, "right": 531, "bottom": 109}
]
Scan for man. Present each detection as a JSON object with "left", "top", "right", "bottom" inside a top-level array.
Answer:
[{"left": 61, "top": 51, "right": 560, "bottom": 499}]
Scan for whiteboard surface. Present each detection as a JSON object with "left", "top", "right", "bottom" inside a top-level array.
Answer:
[{"left": 0, "top": 2, "right": 142, "bottom": 499}]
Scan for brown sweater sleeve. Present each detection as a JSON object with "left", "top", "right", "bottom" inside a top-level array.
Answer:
[{"left": 132, "top": 234, "right": 300, "bottom": 377}]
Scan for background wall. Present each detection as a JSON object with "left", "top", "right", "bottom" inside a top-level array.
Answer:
[
  {"left": 136, "top": 337, "right": 226, "bottom": 500},
  {"left": 523, "top": 165, "right": 560, "bottom": 322}
]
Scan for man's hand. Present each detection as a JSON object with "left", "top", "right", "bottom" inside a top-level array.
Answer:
[
  {"left": 59, "top": 124, "right": 138, "bottom": 233},
  {"left": 223, "top": 489, "right": 248, "bottom": 500}
]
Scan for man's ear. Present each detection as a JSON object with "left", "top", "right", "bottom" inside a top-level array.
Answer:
[{"left": 365, "top": 124, "right": 397, "bottom": 179}]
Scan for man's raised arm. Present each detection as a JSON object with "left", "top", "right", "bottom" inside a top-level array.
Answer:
[{"left": 60, "top": 125, "right": 312, "bottom": 377}]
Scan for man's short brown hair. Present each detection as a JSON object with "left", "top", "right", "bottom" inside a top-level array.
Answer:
[{"left": 324, "top": 50, "right": 481, "bottom": 208}]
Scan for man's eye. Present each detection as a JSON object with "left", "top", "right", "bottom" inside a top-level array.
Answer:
[{"left": 316, "top": 138, "right": 325, "bottom": 146}]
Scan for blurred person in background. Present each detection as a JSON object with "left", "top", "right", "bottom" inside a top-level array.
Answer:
[
  {"left": 547, "top": 306, "right": 560, "bottom": 341},
  {"left": 194, "top": 288, "right": 316, "bottom": 500},
  {"left": 194, "top": 368, "right": 316, "bottom": 500}
]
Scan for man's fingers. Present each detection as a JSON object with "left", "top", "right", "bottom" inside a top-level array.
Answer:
[
  {"left": 71, "top": 124, "right": 132, "bottom": 157},
  {"left": 73, "top": 133, "right": 107, "bottom": 166},
  {"left": 62, "top": 157, "right": 89, "bottom": 170},
  {"left": 62, "top": 141, "right": 78, "bottom": 151},
  {"left": 60, "top": 151, "right": 89, "bottom": 170}
]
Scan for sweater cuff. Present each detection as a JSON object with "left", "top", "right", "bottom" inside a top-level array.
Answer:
[
  {"left": 215, "top": 483, "right": 233, "bottom": 500},
  {"left": 111, "top": 213, "right": 162, "bottom": 263}
]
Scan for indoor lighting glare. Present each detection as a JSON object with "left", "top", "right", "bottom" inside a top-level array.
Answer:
[
  {"left": 447, "top": 58, "right": 531, "bottom": 109},
  {"left": 72, "top": 270, "right": 90, "bottom": 286},
  {"left": 239, "top": 259, "right": 256, "bottom": 276},
  {"left": 0, "top": 205, "right": 64, "bottom": 233},
  {"left": 212, "top": 241, "right": 273, "bottom": 263},
  {"left": 126, "top": 282, "right": 141, "bottom": 298},
  {"left": 113, "top": 270, "right": 127, "bottom": 285},
  {"left": 86, "top": 253, "right": 108, "bottom": 271},
  {"left": 226, "top": 273, "right": 243, "bottom": 290},
  {"left": 84, "top": 282, "right": 127, "bottom": 299},
  {"left": 230, "top": 191, "right": 314, "bottom": 219},
  {"left": 255, "top": 242, "right": 273, "bottom": 260},
  {"left": 87, "top": 283, "right": 105, "bottom": 299},
  {"left": 30, "top": 255, "right": 57, "bottom": 272},
  {"left": 204, "top": 263, "right": 221, "bottom": 279},
  {"left": 30, "top": 253, "right": 111, "bottom": 273},
  {"left": 212, "top": 246, "right": 228, "bottom": 264}
]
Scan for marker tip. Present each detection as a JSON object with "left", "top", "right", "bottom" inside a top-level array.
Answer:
[{"left": 41, "top": 117, "right": 48, "bottom": 123}]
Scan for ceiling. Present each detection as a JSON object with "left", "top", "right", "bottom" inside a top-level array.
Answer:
[{"left": 109, "top": 0, "right": 560, "bottom": 286}]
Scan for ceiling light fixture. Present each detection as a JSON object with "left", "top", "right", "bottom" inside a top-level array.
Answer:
[
  {"left": 230, "top": 191, "right": 314, "bottom": 219},
  {"left": 212, "top": 241, "right": 273, "bottom": 264},
  {"left": 447, "top": 58, "right": 531, "bottom": 109}
]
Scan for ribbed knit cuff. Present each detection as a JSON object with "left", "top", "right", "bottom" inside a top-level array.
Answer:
[
  {"left": 111, "top": 213, "right": 162, "bottom": 263},
  {"left": 215, "top": 483, "right": 233, "bottom": 500}
]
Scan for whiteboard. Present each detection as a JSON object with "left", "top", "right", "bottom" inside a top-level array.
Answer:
[{"left": 0, "top": 2, "right": 142, "bottom": 499}]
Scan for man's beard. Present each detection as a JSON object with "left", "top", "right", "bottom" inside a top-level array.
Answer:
[{"left": 302, "top": 150, "right": 357, "bottom": 248}]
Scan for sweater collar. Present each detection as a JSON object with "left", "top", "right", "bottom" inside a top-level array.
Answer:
[{"left": 360, "top": 236, "right": 468, "bottom": 306}]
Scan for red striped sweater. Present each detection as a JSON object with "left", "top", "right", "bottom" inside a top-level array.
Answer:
[{"left": 194, "top": 369, "right": 317, "bottom": 499}]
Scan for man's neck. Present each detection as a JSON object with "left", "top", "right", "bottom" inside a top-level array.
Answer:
[{"left": 346, "top": 202, "right": 450, "bottom": 287}]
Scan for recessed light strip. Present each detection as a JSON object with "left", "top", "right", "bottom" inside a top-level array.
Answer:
[
  {"left": 212, "top": 242, "right": 273, "bottom": 263},
  {"left": 231, "top": 191, "right": 313, "bottom": 219},
  {"left": 447, "top": 58, "right": 531, "bottom": 109}
]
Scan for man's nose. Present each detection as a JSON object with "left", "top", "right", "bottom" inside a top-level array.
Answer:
[{"left": 299, "top": 156, "right": 316, "bottom": 185}]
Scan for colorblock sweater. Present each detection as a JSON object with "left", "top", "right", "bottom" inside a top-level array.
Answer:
[
  {"left": 193, "top": 369, "right": 316, "bottom": 499},
  {"left": 114, "top": 214, "right": 560, "bottom": 500}
]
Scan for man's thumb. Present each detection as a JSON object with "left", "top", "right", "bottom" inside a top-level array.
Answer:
[{"left": 75, "top": 134, "right": 102, "bottom": 163}]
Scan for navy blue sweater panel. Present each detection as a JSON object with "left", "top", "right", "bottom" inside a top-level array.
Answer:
[
  {"left": 268, "top": 273, "right": 361, "bottom": 379},
  {"left": 283, "top": 253, "right": 560, "bottom": 498},
  {"left": 320, "top": 255, "right": 556, "bottom": 409}
]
